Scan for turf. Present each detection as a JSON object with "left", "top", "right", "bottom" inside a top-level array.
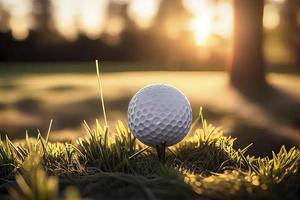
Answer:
[
  {"left": 0, "top": 61, "right": 299, "bottom": 199},
  {"left": 0, "top": 110, "right": 299, "bottom": 200}
]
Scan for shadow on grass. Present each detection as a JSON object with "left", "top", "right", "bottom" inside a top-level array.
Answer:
[
  {"left": 0, "top": 102, "right": 8, "bottom": 111},
  {"left": 14, "top": 98, "right": 43, "bottom": 114},
  {"left": 0, "top": 82, "right": 19, "bottom": 91},
  {"left": 46, "top": 85, "right": 79, "bottom": 92},
  {"left": 261, "top": 86, "right": 300, "bottom": 128},
  {"left": 230, "top": 122, "right": 297, "bottom": 157},
  {"left": 230, "top": 83, "right": 300, "bottom": 156},
  {"left": 59, "top": 172, "right": 194, "bottom": 200},
  {"left": 236, "top": 83, "right": 300, "bottom": 129},
  {"left": 51, "top": 95, "right": 132, "bottom": 128}
]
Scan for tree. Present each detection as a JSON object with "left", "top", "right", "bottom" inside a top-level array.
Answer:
[
  {"left": 283, "top": 0, "right": 300, "bottom": 70},
  {"left": 33, "top": 0, "right": 51, "bottom": 31},
  {"left": 229, "top": 0, "right": 267, "bottom": 93}
]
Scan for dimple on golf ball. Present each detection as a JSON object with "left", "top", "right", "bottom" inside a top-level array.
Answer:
[{"left": 128, "top": 84, "right": 192, "bottom": 147}]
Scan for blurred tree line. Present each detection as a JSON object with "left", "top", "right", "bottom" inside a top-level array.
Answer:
[
  {"left": 0, "top": 0, "right": 299, "bottom": 74},
  {"left": 0, "top": 0, "right": 222, "bottom": 67}
]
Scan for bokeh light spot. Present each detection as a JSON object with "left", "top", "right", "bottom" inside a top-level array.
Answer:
[
  {"left": 127, "top": 0, "right": 160, "bottom": 28},
  {"left": 263, "top": 4, "right": 280, "bottom": 30}
]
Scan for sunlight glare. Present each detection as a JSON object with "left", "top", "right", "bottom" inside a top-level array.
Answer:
[
  {"left": 190, "top": 15, "right": 211, "bottom": 46},
  {"left": 1, "top": 0, "right": 33, "bottom": 40},
  {"left": 104, "top": 16, "right": 125, "bottom": 36},
  {"left": 184, "top": 0, "right": 233, "bottom": 46},
  {"left": 112, "top": 0, "right": 129, "bottom": 4},
  {"left": 51, "top": 0, "right": 79, "bottom": 41},
  {"left": 51, "top": 0, "right": 109, "bottom": 40},
  {"left": 165, "top": 21, "right": 180, "bottom": 40},
  {"left": 9, "top": 18, "right": 30, "bottom": 40},
  {"left": 182, "top": 0, "right": 208, "bottom": 13},
  {"left": 212, "top": 1, "right": 233, "bottom": 38},
  {"left": 270, "top": 0, "right": 285, "bottom": 3},
  {"left": 128, "top": 0, "right": 160, "bottom": 28},
  {"left": 77, "top": 0, "right": 108, "bottom": 39},
  {"left": 263, "top": 4, "right": 280, "bottom": 30},
  {"left": 184, "top": 0, "right": 212, "bottom": 46}
]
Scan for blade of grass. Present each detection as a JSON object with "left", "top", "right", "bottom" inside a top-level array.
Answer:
[
  {"left": 129, "top": 147, "right": 150, "bottom": 160},
  {"left": 95, "top": 59, "right": 108, "bottom": 128},
  {"left": 45, "top": 119, "right": 53, "bottom": 143}
]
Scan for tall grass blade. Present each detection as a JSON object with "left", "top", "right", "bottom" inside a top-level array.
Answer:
[{"left": 95, "top": 59, "right": 108, "bottom": 128}]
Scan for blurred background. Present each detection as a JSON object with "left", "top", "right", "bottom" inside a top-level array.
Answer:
[{"left": 0, "top": 0, "right": 299, "bottom": 156}]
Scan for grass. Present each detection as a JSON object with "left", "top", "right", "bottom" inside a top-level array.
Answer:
[
  {"left": 0, "top": 62, "right": 299, "bottom": 199},
  {"left": 0, "top": 110, "right": 299, "bottom": 200}
]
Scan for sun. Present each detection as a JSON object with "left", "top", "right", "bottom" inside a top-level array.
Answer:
[
  {"left": 185, "top": 0, "right": 233, "bottom": 46},
  {"left": 190, "top": 16, "right": 211, "bottom": 46}
]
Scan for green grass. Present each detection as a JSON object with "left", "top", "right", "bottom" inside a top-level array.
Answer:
[
  {"left": 0, "top": 61, "right": 299, "bottom": 199},
  {"left": 0, "top": 110, "right": 299, "bottom": 200}
]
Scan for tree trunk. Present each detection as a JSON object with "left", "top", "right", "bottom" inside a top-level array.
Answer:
[
  {"left": 283, "top": 0, "right": 300, "bottom": 71},
  {"left": 229, "top": 0, "right": 266, "bottom": 93}
]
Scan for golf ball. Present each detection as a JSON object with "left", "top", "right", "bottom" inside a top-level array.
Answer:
[{"left": 128, "top": 84, "right": 192, "bottom": 147}]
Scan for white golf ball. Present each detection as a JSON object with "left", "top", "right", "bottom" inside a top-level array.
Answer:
[{"left": 128, "top": 84, "right": 192, "bottom": 147}]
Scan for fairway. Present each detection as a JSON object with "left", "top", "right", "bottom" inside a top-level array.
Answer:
[{"left": 0, "top": 71, "right": 299, "bottom": 156}]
